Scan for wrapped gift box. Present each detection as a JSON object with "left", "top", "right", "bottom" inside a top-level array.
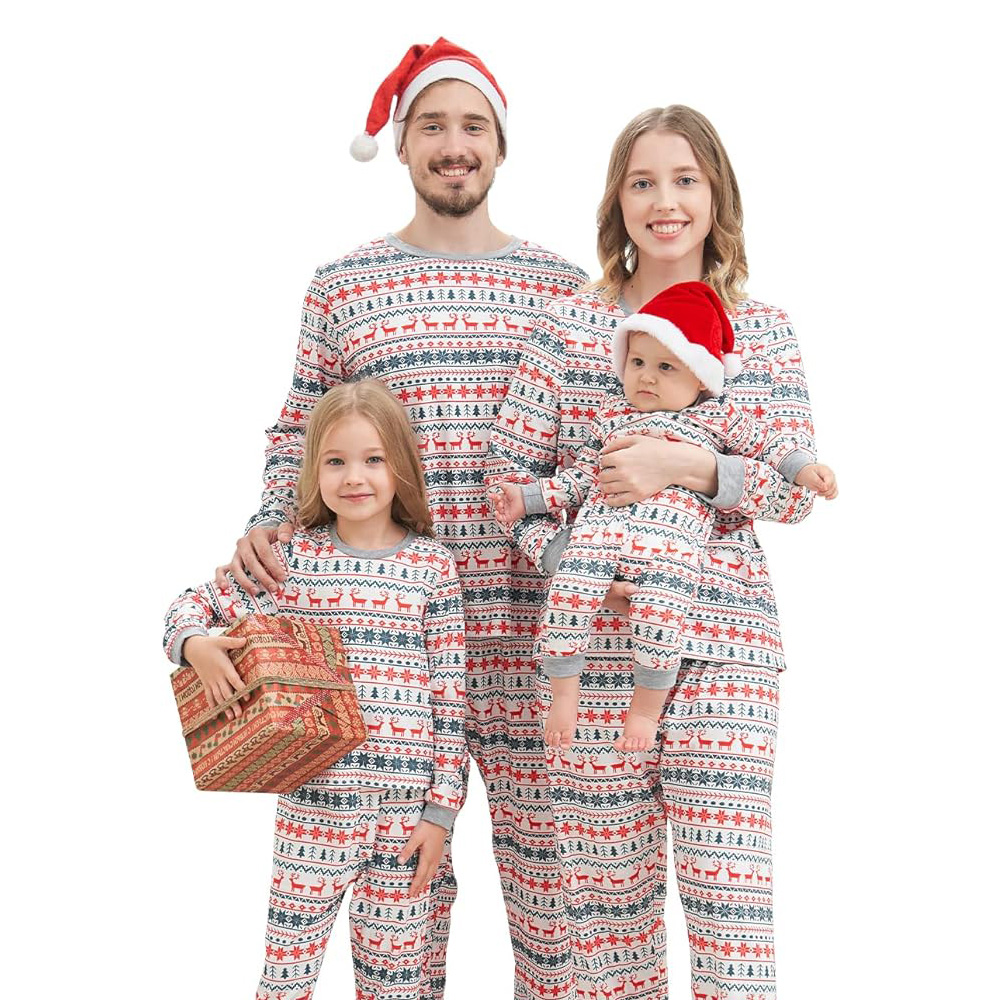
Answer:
[{"left": 171, "top": 614, "right": 365, "bottom": 793}]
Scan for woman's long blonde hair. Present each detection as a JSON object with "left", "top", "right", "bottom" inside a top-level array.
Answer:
[
  {"left": 594, "top": 105, "right": 748, "bottom": 311},
  {"left": 297, "top": 380, "right": 435, "bottom": 537}
]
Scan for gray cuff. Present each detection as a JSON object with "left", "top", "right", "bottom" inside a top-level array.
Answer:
[
  {"left": 777, "top": 449, "right": 815, "bottom": 484},
  {"left": 633, "top": 665, "right": 679, "bottom": 689},
  {"left": 521, "top": 482, "right": 547, "bottom": 516},
  {"left": 539, "top": 528, "right": 572, "bottom": 577},
  {"left": 540, "top": 654, "right": 586, "bottom": 678},
  {"left": 422, "top": 802, "right": 458, "bottom": 830},
  {"left": 709, "top": 453, "right": 745, "bottom": 510},
  {"left": 171, "top": 627, "right": 210, "bottom": 666}
]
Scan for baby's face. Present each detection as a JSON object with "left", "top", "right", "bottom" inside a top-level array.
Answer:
[{"left": 621, "top": 332, "right": 705, "bottom": 412}]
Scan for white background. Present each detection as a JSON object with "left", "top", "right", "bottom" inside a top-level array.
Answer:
[{"left": 2, "top": 2, "right": 994, "bottom": 997}]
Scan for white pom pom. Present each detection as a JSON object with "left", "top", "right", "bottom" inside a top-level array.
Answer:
[
  {"left": 350, "top": 133, "right": 378, "bottom": 162},
  {"left": 723, "top": 352, "right": 742, "bottom": 379}
]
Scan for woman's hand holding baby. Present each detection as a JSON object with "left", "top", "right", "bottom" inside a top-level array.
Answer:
[{"left": 600, "top": 436, "right": 719, "bottom": 505}]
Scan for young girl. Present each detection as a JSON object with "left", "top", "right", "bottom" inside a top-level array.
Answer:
[
  {"left": 163, "top": 379, "right": 467, "bottom": 1000},
  {"left": 487, "top": 106, "right": 819, "bottom": 999}
]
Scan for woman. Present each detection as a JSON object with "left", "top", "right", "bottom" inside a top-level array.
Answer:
[{"left": 486, "top": 105, "right": 814, "bottom": 999}]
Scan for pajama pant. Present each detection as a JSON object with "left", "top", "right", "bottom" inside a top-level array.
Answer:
[
  {"left": 426, "top": 628, "right": 571, "bottom": 1000},
  {"left": 255, "top": 782, "right": 432, "bottom": 1000},
  {"left": 538, "top": 501, "right": 711, "bottom": 686},
  {"left": 540, "top": 656, "right": 779, "bottom": 1000},
  {"left": 420, "top": 542, "right": 572, "bottom": 1000}
]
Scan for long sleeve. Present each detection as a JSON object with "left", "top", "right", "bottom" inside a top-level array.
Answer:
[
  {"left": 536, "top": 433, "right": 604, "bottom": 511},
  {"left": 421, "top": 556, "right": 469, "bottom": 829},
  {"left": 710, "top": 308, "right": 816, "bottom": 525},
  {"left": 484, "top": 313, "right": 572, "bottom": 569},
  {"left": 246, "top": 270, "right": 346, "bottom": 532},
  {"left": 715, "top": 399, "right": 814, "bottom": 483},
  {"left": 163, "top": 566, "right": 278, "bottom": 666}
]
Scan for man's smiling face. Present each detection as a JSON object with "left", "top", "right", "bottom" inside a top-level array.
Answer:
[{"left": 399, "top": 79, "right": 503, "bottom": 218}]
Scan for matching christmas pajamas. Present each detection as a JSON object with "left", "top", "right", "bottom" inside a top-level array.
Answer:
[
  {"left": 164, "top": 528, "right": 467, "bottom": 1000},
  {"left": 246, "top": 236, "right": 589, "bottom": 999},
  {"left": 515, "top": 393, "right": 811, "bottom": 688},
  {"left": 486, "top": 290, "right": 815, "bottom": 999}
]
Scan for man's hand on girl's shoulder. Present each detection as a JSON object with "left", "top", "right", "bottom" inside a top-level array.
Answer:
[{"left": 216, "top": 521, "right": 295, "bottom": 594}]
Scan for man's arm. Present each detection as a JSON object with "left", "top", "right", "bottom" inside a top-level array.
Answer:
[
  {"left": 219, "top": 267, "right": 344, "bottom": 592},
  {"left": 484, "top": 311, "right": 572, "bottom": 571}
]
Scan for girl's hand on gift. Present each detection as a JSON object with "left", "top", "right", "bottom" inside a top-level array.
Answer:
[
  {"left": 489, "top": 482, "right": 526, "bottom": 525},
  {"left": 183, "top": 635, "right": 249, "bottom": 720},
  {"left": 600, "top": 437, "right": 718, "bottom": 504},
  {"left": 398, "top": 820, "right": 448, "bottom": 897},
  {"left": 795, "top": 463, "right": 839, "bottom": 499}
]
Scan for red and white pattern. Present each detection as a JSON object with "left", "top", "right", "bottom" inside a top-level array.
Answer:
[
  {"left": 247, "top": 236, "right": 588, "bottom": 998},
  {"left": 165, "top": 528, "right": 467, "bottom": 815},
  {"left": 487, "top": 290, "right": 814, "bottom": 996},
  {"left": 501, "top": 392, "right": 807, "bottom": 683},
  {"left": 165, "top": 528, "right": 467, "bottom": 999},
  {"left": 486, "top": 291, "right": 816, "bottom": 670},
  {"left": 539, "top": 660, "right": 779, "bottom": 1000}
]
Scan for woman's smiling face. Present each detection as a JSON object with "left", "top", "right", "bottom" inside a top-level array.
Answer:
[{"left": 618, "top": 130, "right": 713, "bottom": 276}]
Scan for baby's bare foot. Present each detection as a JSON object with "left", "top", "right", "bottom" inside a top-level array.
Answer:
[
  {"left": 545, "top": 691, "right": 578, "bottom": 749},
  {"left": 613, "top": 710, "right": 658, "bottom": 753}
]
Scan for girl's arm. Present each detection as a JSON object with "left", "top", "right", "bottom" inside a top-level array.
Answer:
[
  {"left": 163, "top": 550, "right": 282, "bottom": 716},
  {"left": 421, "top": 554, "right": 469, "bottom": 830}
]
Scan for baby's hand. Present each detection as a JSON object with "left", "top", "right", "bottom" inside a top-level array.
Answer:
[
  {"left": 795, "top": 463, "right": 838, "bottom": 500},
  {"left": 489, "top": 482, "right": 527, "bottom": 525}
]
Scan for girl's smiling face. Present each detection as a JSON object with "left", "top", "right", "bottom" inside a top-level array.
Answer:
[
  {"left": 318, "top": 414, "right": 397, "bottom": 532},
  {"left": 619, "top": 130, "right": 713, "bottom": 278}
]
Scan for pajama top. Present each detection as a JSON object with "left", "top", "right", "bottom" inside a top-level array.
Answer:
[
  {"left": 163, "top": 527, "right": 467, "bottom": 828},
  {"left": 486, "top": 291, "right": 817, "bottom": 670},
  {"left": 516, "top": 389, "right": 812, "bottom": 533}
]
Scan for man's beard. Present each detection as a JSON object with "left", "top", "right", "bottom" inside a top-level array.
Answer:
[{"left": 413, "top": 158, "right": 494, "bottom": 218}]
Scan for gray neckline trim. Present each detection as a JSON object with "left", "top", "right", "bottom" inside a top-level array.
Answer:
[
  {"left": 385, "top": 233, "right": 522, "bottom": 261},
  {"left": 328, "top": 526, "right": 416, "bottom": 558}
]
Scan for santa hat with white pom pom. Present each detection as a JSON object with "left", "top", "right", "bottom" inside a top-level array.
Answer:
[
  {"left": 350, "top": 37, "right": 507, "bottom": 162},
  {"left": 612, "top": 281, "right": 742, "bottom": 397}
]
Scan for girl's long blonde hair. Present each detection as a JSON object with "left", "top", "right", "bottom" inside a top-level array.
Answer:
[
  {"left": 594, "top": 105, "right": 748, "bottom": 311},
  {"left": 297, "top": 380, "right": 435, "bottom": 538}
]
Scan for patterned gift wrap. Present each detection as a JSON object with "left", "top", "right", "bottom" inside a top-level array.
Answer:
[{"left": 170, "top": 614, "right": 366, "bottom": 793}]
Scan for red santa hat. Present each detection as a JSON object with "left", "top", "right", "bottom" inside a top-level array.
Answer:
[
  {"left": 612, "top": 281, "right": 741, "bottom": 397},
  {"left": 349, "top": 38, "right": 507, "bottom": 162}
]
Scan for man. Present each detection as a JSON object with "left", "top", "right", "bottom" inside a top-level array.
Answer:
[{"left": 219, "top": 39, "right": 588, "bottom": 1000}]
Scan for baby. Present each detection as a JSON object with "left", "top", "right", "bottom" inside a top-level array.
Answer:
[{"left": 490, "top": 281, "right": 836, "bottom": 751}]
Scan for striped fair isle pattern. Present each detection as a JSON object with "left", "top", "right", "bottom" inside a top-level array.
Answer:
[{"left": 246, "top": 235, "right": 589, "bottom": 999}]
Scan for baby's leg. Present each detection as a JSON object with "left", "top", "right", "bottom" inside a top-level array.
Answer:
[
  {"left": 617, "top": 560, "right": 701, "bottom": 753},
  {"left": 617, "top": 681, "right": 668, "bottom": 754},
  {"left": 545, "top": 674, "right": 579, "bottom": 749},
  {"left": 537, "top": 523, "right": 623, "bottom": 746},
  {"left": 537, "top": 523, "right": 623, "bottom": 665}
]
